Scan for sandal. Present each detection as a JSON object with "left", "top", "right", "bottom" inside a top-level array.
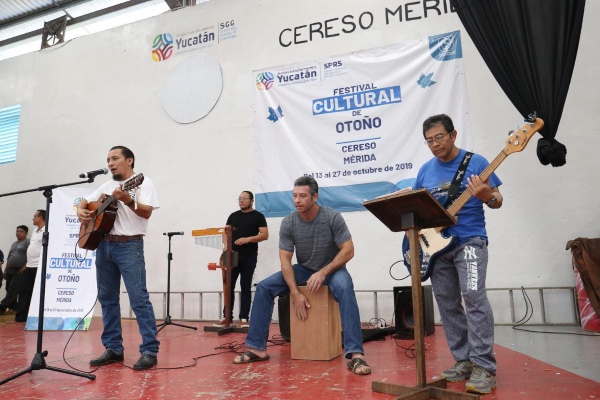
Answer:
[
  {"left": 347, "top": 357, "right": 371, "bottom": 375},
  {"left": 232, "top": 350, "right": 270, "bottom": 364}
]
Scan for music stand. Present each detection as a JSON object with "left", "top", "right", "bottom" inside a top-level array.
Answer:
[
  {"left": 202, "top": 226, "right": 247, "bottom": 335},
  {"left": 156, "top": 232, "right": 197, "bottom": 333},
  {"left": 364, "top": 189, "right": 479, "bottom": 399},
  {"left": 0, "top": 180, "right": 97, "bottom": 385}
]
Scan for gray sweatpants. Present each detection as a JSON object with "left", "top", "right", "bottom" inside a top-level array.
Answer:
[{"left": 430, "top": 236, "right": 496, "bottom": 375}]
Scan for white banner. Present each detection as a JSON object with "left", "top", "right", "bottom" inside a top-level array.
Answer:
[
  {"left": 26, "top": 187, "right": 97, "bottom": 331},
  {"left": 253, "top": 31, "right": 473, "bottom": 217}
]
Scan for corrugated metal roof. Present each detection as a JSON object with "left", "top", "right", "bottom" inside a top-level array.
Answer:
[
  {"left": 0, "top": 0, "right": 184, "bottom": 60},
  {"left": 0, "top": 0, "right": 56, "bottom": 23}
]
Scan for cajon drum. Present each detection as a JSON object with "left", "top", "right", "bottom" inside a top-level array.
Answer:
[{"left": 290, "top": 285, "right": 342, "bottom": 360}]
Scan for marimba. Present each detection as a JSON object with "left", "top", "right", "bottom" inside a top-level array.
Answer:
[{"left": 192, "top": 226, "right": 243, "bottom": 334}]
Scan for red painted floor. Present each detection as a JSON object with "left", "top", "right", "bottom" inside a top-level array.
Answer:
[{"left": 0, "top": 317, "right": 598, "bottom": 399}]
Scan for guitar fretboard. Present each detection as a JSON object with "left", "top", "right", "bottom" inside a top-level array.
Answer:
[{"left": 445, "top": 118, "right": 543, "bottom": 217}]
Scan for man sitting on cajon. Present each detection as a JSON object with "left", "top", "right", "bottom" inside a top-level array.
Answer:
[{"left": 232, "top": 176, "right": 370, "bottom": 375}]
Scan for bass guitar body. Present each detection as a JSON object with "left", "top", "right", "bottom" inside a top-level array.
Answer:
[
  {"left": 402, "top": 228, "right": 458, "bottom": 282},
  {"left": 77, "top": 196, "right": 118, "bottom": 250}
]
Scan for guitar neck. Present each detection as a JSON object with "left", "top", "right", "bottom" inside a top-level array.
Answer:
[
  {"left": 446, "top": 150, "right": 508, "bottom": 216},
  {"left": 443, "top": 117, "right": 543, "bottom": 218}
]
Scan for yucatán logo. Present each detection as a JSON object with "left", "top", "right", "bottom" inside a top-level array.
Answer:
[
  {"left": 276, "top": 68, "right": 317, "bottom": 86},
  {"left": 256, "top": 72, "right": 274, "bottom": 90},
  {"left": 152, "top": 33, "right": 174, "bottom": 62}
]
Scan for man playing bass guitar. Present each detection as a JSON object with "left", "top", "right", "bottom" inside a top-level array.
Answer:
[
  {"left": 76, "top": 145, "right": 160, "bottom": 371},
  {"left": 414, "top": 114, "right": 502, "bottom": 395}
]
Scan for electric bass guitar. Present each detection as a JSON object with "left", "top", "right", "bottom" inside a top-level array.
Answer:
[
  {"left": 77, "top": 173, "right": 145, "bottom": 250},
  {"left": 402, "top": 117, "right": 544, "bottom": 281}
]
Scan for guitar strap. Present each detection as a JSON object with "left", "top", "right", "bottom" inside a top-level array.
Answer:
[{"left": 445, "top": 151, "right": 473, "bottom": 207}]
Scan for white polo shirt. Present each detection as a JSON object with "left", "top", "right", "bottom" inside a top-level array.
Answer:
[{"left": 26, "top": 226, "right": 44, "bottom": 268}]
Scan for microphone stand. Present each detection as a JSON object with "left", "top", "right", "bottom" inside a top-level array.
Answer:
[
  {"left": 156, "top": 233, "right": 197, "bottom": 333},
  {"left": 0, "top": 176, "right": 99, "bottom": 385}
]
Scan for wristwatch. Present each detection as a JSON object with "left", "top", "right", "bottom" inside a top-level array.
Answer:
[{"left": 486, "top": 194, "right": 497, "bottom": 207}]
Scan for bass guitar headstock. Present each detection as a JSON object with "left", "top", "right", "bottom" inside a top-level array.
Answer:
[{"left": 504, "top": 114, "right": 544, "bottom": 155}]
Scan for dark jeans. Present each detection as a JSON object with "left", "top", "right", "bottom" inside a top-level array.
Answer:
[
  {"left": 0, "top": 270, "right": 21, "bottom": 313},
  {"left": 223, "top": 254, "right": 257, "bottom": 320},
  {"left": 16, "top": 267, "right": 37, "bottom": 322}
]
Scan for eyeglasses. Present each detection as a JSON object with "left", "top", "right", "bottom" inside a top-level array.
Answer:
[
  {"left": 424, "top": 132, "right": 451, "bottom": 146},
  {"left": 238, "top": 197, "right": 251, "bottom": 201}
]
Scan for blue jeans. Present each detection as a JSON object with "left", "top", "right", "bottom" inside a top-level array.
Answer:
[
  {"left": 96, "top": 239, "right": 159, "bottom": 356},
  {"left": 224, "top": 254, "right": 257, "bottom": 320},
  {"left": 246, "top": 264, "right": 364, "bottom": 359}
]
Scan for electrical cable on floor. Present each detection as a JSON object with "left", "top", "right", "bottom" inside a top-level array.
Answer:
[
  {"left": 93, "top": 332, "right": 290, "bottom": 371},
  {"left": 116, "top": 340, "right": 247, "bottom": 371},
  {"left": 64, "top": 239, "right": 248, "bottom": 372},
  {"left": 512, "top": 286, "right": 599, "bottom": 337},
  {"left": 392, "top": 336, "right": 417, "bottom": 359},
  {"left": 153, "top": 341, "right": 245, "bottom": 370},
  {"left": 267, "top": 334, "right": 288, "bottom": 346}
]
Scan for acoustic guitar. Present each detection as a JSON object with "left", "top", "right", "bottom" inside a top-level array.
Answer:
[
  {"left": 402, "top": 117, "right": 544, "bottom": 281},
  {"left": 77, "top": 173, "right": 145, "bottom": 250}
]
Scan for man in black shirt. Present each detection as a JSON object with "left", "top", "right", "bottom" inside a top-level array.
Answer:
[
  {"left": 0, "top": 225, "right": 30, "bottom": 315},
  {"left": 215, "top": 191, "right": 268, "bottom": 328}
]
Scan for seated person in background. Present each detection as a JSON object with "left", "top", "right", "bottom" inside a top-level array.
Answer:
[{"left": 232, "top": 176, "right": 370, "bottom": 375}]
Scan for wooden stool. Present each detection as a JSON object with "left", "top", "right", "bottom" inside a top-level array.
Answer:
[{"left": 290, "top": 285, "right": 342, "bottom": 361}]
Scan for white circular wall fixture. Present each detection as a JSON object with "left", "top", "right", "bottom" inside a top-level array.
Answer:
[{"left": 161, "top": 54, "right": 223, "bottom": 124}]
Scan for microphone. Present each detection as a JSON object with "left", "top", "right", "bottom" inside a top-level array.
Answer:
[
  {"left": 79, "top": 168, "right": 109, "bottom": 179},
  {"left": 163, "top": 232, "right": 184, "bottom": 236}
]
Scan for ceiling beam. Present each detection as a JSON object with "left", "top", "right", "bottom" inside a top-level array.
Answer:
[{"left": 164, "top": 0, "right": 184, "bottom": 10}]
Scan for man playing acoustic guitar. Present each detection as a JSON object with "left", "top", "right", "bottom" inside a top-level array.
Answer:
[
  {"left": 415, "top": 114, "right": 502, "bottom": 394},
  {"left": 77, "top": 145, "right": 160, "bottom": 370}
]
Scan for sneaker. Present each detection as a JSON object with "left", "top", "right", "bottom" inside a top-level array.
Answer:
[
  {"left": 465, "top": 365, "right": 496, "bottom": 394},
  {"left": 240, "top": 319, "right": 249, "bottom": 328},
  {"left": 440, "top": 360, "right": 474, "bottom": 382},
  {"left": 213, "top": 319, "right": 228, "bottom": 327}
]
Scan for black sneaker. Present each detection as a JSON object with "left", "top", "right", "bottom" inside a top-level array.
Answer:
[
  {"left": 90, "top": 349, "right": 124, "bottom": 366},
  {"left": 133, "top": 354, "right": 157, "bottom": 370}
]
